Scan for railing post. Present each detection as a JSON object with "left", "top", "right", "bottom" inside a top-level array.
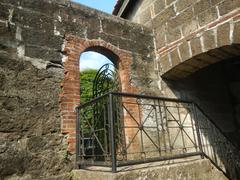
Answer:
[
  {"left": 193, "top": 103, "right": 204, "bottom": 158},
  {"left": 109, "top": 93, "right": 117, "bottom": 173},
  {"left": 75, "top": 106, "right": 80, "bottom": 168}
]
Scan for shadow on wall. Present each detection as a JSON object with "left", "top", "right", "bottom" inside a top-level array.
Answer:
[
  {"left": 165, "top": 56, "right": 240, "bottom": 144},
  {"left": 163, "top": 56, "right": 240, "bottom": 179}
]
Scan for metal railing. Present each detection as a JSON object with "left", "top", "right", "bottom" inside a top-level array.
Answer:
[{"left": 76, "top": 92, "right": 240, "bottom": 179}]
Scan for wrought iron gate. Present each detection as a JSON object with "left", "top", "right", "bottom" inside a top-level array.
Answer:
[
  {"left": 77, "top": 63, "right": 121, "bottom": 163},
  {"left": 92, "top": 63, "right": 119, "bottom": 98}
]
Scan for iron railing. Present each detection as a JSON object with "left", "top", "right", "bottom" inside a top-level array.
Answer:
[{"left": 76, "top": 92, "right": 240, "bottom": 179}]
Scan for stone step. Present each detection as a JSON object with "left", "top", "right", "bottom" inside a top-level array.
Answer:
[{"left": 72, "top": 157, "right": 228, "bottom": 180}]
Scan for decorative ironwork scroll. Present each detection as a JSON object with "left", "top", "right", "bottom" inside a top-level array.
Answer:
[{"left": 92, "top": 63, "right": 120, "bottom": 98}]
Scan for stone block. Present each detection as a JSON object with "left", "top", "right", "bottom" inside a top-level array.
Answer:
[
  {"left": 191, "top": 37, "right": 203, "bottom": 57},
  {"left": 179, "top": 41, "right": 190, "bottom": 61},
  {"left": 20, "top": 0, "right": 54, "bottom": 15},
  {"left": 170, "top": 49, "right": 181, "bottom": 66},
  {"left": 182, "top": 18, "right": 198, "bottom": 37},
  {"left": 62, "top": 20, "right": 88, "bottom": 39},
  {"left": 163, "top": 68, "right": 190, "bottom": 79},
  {"left": 155, "top": 25, "right": 167, "bottom": 49},
  {"left": 176, "top": 0, "right": 195, "bottom": 12},
  {"left": 25, "top": 45, "right": 62, "bottom": 63},
  {"left": 102, "top": 19, "right": 124, "bottom": 37},
  {"left": 217, "top": 22, "right": 230, "bottom": 47},
  {"left": 198, "top": 7, "right": 218, "bottom": 27},
  {"left": 166, "top": 26, "right": 182, "bottom": 43},
  {"left": 211, "top": 0, "right": 224, "bottom": 5},
  {"left": 153, "top": 0, "right": 166, "bottom": 15},
  {"left": 12, "top": 9, "right": 53, "bottom": 31},
  {"left": 233, "top": 21, "right": 240, "bottom": 44},
  {"left": 220, "top": 46, "right": 240, "bottom": 56},
  {"left": 174, "top": 61, "right": 197, "bottom": 73},
  {"left": 203, "top": 29, "right": 216, "bottom": 51},
  {"left": 22, "top": 29, "right": 63, "bottom": 50},
  {"left": 159, "top": 54, "right": 171, "bottom": 72},
  {"left": 152, "top": 6, "right": 176, "bottom": 28},
  {"left": 193, "top": 0, "right": 211, "bottom": 15},
  {"left": 168, "top": 8, "right": 193, "bottom": 29},
  {"left": 195, "top": 50, "right": 219, "bottom": 64},
  {"left": 218, "top": 0, "right": 240, "bottom": 16},
  {"left": 0, "top": 0, "right": 20, "bottom": 6},
  {"left": 166, "top": 0, "right": 176, "bottom": 5},
  {"left": 207, "top": 48, "right": 232, "bottom": 61},
  {"left": 185, "top": 57, "right": 209, "bottom": 69}
]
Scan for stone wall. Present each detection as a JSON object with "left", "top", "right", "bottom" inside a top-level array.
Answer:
[
  {"left": 0, "top": 0, "right": 155, "bottom": 179},
  {"left": 0, "top": 50, "right": 72, "bottom": 179},
  {"left": 123, "top": 0, "right": 240, "bottom": 143},
  {"left": 123, "top": 0, "right": 240, "bottom": 77}
]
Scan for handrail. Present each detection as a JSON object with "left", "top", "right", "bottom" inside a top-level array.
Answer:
[
  {"left": 77, "top": 91, "right": 193, "bottom": 110},
  {"left": 112, "top": 92, "right": 193, "bottom": 104},
  {"left": 77, "top": 91, "right": 239, "bottom": 151},
  {"left": 76, "top": 92, "right": 240, "bottom": 179}
]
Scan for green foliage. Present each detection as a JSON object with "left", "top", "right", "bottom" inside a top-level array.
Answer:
[{"left": 80, "top": 69, "right": 98, "bottom": 104}]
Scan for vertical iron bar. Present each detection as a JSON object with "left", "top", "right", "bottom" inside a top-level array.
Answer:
[
  {"left": 158, "top": 100, "right": 167, "bottom": 153},
  {"left": 177, "top": 104, "right": 186, "bottom": 153},
  {"left": 193, "top": 103, "right": 204, "bottom": 158},
  {"left": 138, "top": 99, "right": 144, "bottom": 158},
  {"left": 76, "top": 107, "right": 80, "bottom": 168},
  {"left": 154, "top": 100, "right": 161, "bottom": 156},
  {"left": 109, "top": 93, "right": 117, "bottom": 173},
  {"left": 204, "top": 118, "right": 211, "bottom": 158},
  {"left": 103, "top": 103, "right": 108, "bottom": 160},
  {"left": 163, "top": 101, "right": 172, "bottom": 154},
  {"left": 120, "top": 99, "right": 127, "bottom": 161},
  {"left": 189, "top": 105, "right": 198, "bottom": 152}
]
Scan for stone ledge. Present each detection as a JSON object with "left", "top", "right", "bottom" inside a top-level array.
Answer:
[{"left": 72, "top": 158, "right": 227, "bottom": 180}]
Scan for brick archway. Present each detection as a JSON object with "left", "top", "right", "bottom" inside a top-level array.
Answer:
[
  {"left": 159, "top": 11, "right": 240, "bottom": 80},
  {"left": 59, "top": 35, "right": 138, "bottom": 152}
]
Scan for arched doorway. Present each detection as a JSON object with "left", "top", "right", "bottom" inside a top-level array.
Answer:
[
  {"left": 165, "top": 55, "right": 240, "bottom": 146},
  {"left": 78, "top": 47, "right": 122, "bottom": 163},
  {"left": 79, "top": 50, "right": 119, "bottom": 103},
  {"left": 164, "top": 53, "right": 240, "bottom": 179}
]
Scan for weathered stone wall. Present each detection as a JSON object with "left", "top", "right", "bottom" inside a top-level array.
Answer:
[
  {"left": 123, "top": 0, "right": 240, "bottom": 143},
  {"left": 123, "top": 0, "right": 240, "bottom": 77},
  {"left": 0, "top": 0, "right": 155, "bottom": 179},
  {"left": 0, "top": 50, "right": 72, "bottom": 179}
]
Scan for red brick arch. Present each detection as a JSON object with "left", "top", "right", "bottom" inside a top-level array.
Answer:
[
  {"left": 60, "top": 35, "right": 137, "bottom": 152},
  {"left": 159, "top": 10, "right": 240, "bottom": 80}
]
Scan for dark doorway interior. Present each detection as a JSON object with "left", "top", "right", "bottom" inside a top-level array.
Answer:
[{"left": 166, "top": 56, "right": 240, "bottom": 147}]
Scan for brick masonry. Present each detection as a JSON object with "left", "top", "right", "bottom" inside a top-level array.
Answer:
[
  {"left": 124, "top": 0, "right": 240, "bottom": 79},
  {"left": 61, "top": 35, "right": 139, "bottom": 152}
]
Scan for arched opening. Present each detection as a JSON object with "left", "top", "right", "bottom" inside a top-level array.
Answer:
[
  {"left": 165, "top": 54, "right": 240, "bottom": 147},
  {"left": 79, "top": 46, "right": 120, "bottom": 103},
  {"left": 78, "top": 47, "right": 122, "bottom": 161},
  {"left": 162, "top": 49, "right": 240, "bottom": 179}
]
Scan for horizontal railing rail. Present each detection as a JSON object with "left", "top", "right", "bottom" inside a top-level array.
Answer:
[{"left": 76, "top": 92, "right": 240, "bottom": 179}]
